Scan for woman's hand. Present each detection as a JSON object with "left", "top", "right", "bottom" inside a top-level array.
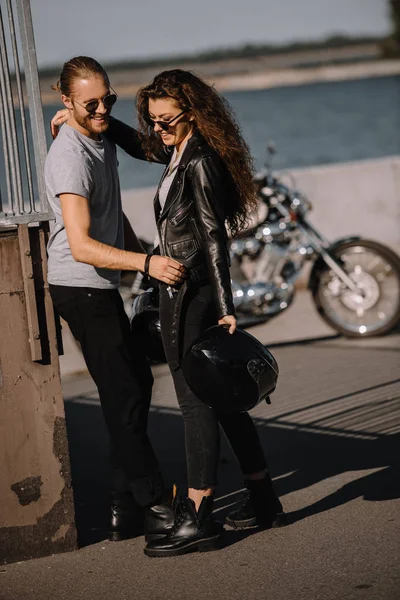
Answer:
[
  {"left": 218, "top": 315, "right": 236, "bottom": 335},
  {"left": 50, "top": 108, "right": 69, "bottom": 139}
]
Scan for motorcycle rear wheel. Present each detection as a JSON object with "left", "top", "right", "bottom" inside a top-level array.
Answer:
[{"left": 313, "top": 239, "right": 400, "bottom": 337}]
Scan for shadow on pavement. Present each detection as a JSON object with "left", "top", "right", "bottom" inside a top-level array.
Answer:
[
  {"left": 64, "top": 368, "right": 400, "bottom": 548},
  {"left": 253, "top": 409, "right": 400, "bottom": 525}
]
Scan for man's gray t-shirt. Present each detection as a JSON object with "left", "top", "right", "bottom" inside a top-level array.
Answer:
[{"left": 45, "top": 124, "right": 123, "bottom": 289}]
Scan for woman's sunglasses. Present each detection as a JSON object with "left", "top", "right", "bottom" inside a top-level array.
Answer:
[
  {"left": 74, "top": 87, "right": 118, "bottom": 114},
  {"left": 147, "top": 109, "right": 188, "bottom": 131}
]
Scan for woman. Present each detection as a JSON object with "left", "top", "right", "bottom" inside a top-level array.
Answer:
[{"left": 52, "top": 69, "right": 286, "bottom": 558}]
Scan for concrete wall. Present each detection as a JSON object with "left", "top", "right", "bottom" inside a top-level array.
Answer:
[
  {"left": 0, "top": 228, "right": 77, "bottom": 564},
  {"left": 121, "top": 155, "right": 400, "bottom": 247},
  {"left": 290, "top": 156, "right": 400, "bottom": 246}
]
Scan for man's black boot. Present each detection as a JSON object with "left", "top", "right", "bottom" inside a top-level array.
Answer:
[
  {"left": 226, "top": 476, "right": 287, "bottom": 530},
  {"left": 144, "top": 496, "right": 222, "bottom": 557},
  {"left": 108, "top": 490, "right": 145, "bottom": 542},
  {"left": 109, "top": 491, "right": 175, "bottom": 542}
]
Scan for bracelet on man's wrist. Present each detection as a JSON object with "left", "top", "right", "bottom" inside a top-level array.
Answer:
[{"left": 144, "top": 254, "right": 152, "bottom": 276}]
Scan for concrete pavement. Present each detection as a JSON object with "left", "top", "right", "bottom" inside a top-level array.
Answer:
[{"left": 1, "top": 292, "right": 399, "bottom": 600}]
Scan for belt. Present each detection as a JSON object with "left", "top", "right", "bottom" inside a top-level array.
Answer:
[{"left": 167, "top": 263, "right": 209, "bottom": 371}]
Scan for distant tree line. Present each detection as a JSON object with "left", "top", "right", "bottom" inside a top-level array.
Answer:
[
  {"left": 381, "top": 0, "right": 400, "bottom": 56},
  {"left": 38, "top": 34, "right": 384, "bottom": 79}
]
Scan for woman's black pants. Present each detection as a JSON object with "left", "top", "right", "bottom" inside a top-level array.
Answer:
[
  {"left": 159, "top": 283, "right": 268, "bottom": 490},
  {"left": 50, "top": 285, "right": 163, "bottom": 507}
]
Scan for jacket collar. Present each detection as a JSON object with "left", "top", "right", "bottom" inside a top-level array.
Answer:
[
  {"left": 175, "top": 128, "right": 206, "bottom": 169},
  {"left": 154, "top": 129, "right": 206, "bottom": 222}
]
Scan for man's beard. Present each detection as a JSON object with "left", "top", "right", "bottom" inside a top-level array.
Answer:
[{"left": 74, "top": 111, "right": 110, "bottom": 135}]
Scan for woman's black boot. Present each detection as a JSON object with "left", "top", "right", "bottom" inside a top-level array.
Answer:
[
  {"left": 144, "top": 496, "right": 222, "bottom": 557},
  {"left": 144, "top": 503, "right": 175, "bottom": 543},
  {"left": 226, "top": 476, "right": 287, "bottom": 530}
]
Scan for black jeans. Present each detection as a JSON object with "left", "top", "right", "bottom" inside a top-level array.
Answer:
[
  {"left": 50, "top": 284, "right": 163, "bottom": 507},
  {"left": 159, "top": 283, "right": 267, "bottom": 490}
]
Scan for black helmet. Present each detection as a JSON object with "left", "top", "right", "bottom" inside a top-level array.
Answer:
[
  {"left": 130, "top": 289, "right": 166, "bottom": 363},
  {"left": 182, "top": 325, "right": 279, "bottom": 412}
]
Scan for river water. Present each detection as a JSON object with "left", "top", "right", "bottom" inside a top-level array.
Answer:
[{"left": 1, "top": 75, "right": 399, "bottom": 207}]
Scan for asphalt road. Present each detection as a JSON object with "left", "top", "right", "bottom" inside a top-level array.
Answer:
[{"left": 1, "top": 292, "right": 399, "bottom": 600}]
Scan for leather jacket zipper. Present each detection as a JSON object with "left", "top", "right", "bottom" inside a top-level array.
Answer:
[{"left": 169, "top": 201, "right": 194, "bottom": 227}]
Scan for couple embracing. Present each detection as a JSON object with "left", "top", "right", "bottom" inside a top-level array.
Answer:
[{"left": 46, "top": 56, "right": 286, "bottom": 557}]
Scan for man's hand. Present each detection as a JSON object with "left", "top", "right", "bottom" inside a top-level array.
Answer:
[
  {"left": 50, "top": 108, "right": 69, "bottom": 139},
  {"left": 218, "top": 315, "right": 237, "bottom": 335},
  {"left": 148, "top": 255, "right": 186, "bottom": 286}
]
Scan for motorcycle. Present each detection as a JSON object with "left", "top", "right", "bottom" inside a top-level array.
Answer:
[
  {"left": 122, "top": 144, "right": 400, "bottom": 338},
  {"left": 230, "top": 144, "right": 400, "bottom": 336}
]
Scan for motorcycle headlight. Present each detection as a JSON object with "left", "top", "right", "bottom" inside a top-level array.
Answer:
[{"left": 260, "top": 186, "right": 274, "bottom": 197}]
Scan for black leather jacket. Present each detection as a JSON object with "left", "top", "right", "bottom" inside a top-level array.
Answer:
[{"left": 107, "top": 118, "right": 235, "bottom": 319}]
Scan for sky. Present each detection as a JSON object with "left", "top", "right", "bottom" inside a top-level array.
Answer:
[{"left": 25, "top": 0, "right": 390, "bottom": 68}]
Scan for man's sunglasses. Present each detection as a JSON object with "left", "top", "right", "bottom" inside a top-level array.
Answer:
[
  {"left": 147, "top": 109, "right": 188, "bottom": 131},
  {"left": 74, "top": 87, "right": 118, "bottom": 113}
]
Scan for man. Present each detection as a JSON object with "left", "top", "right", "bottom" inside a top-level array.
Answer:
[{"left": 45, "top": 56, "right": 184, "bottom": 542}]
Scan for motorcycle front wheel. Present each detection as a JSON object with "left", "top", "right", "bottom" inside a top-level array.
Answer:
[{"left": 312, "top": 239, "right": 400, "bottom": 337}]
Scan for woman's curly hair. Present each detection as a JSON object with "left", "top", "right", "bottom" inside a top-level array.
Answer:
[{"left": 136, "top": 69, "right": 257, "bottom": 237}]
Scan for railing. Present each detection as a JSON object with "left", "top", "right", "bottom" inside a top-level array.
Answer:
[{"left": 0, "top": 0, "right": 52, "bottom": 226}]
